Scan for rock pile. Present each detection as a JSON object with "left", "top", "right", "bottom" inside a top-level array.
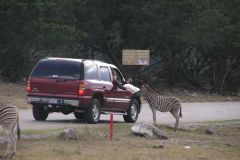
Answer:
[{"left": 131, "top": 123, "right": 168, "bottom": 139}]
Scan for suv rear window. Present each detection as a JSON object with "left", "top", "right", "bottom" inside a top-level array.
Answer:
[{"left": 31, "top": 59, "right": 81, "bottom": 79}]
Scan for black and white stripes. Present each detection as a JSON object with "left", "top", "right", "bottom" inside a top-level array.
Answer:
[
  {"left": 137, "top": 84, "right": 182, "bottom": 130},
  {"left": 0, "top": 103, "right": 20, "bottom": 159}
]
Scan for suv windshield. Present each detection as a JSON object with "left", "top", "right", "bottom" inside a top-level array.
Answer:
[{"left": 31, "top": 59, "right": 81, "bottom": 79}]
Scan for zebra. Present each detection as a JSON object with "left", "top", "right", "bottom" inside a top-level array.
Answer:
[
  {"left": 136, "top": 83, "right": 182, "bottom": 131},
  {"left": 0, "top": 103, "right": 20, "bottom": 159}
]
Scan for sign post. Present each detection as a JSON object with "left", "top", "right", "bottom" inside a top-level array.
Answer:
[{"left": 109, "top": 113, "right": 113, "bottom": 141}]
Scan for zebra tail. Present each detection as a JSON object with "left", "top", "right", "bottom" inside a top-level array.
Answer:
[
  {"left": 17, "top": 114, "right": 20, "bottom": 140},
  {"left": 179, "top": 106, "right": 183, "bottom": 118}
]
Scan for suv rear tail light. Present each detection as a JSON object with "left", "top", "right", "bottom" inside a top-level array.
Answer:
[
  {"left": 27, "top": 80, "right": 31, "bottom": 93},
  {"left": 79, "top": 82, "right": 85, "bottom": 96}
]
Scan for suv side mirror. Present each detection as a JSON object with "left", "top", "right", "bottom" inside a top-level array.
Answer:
[{"left": 112, "top": 79, "right": 118, "bottom": 86}]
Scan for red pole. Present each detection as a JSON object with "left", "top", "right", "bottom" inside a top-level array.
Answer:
[{"left": 110, "top": 113, "right": 113, "bottom": 140}]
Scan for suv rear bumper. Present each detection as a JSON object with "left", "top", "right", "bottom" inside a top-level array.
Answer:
[{"left": 27, "top": 96, "right": 80, "bottom": 107}]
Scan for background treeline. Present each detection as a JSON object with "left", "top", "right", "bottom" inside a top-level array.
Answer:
[{"left": 0, "top": 0, "right": 239, "bottom": 94}]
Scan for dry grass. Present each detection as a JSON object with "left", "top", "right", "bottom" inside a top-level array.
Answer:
[
  {"left": 1, "top": 121, "right": 239, "bottom": 160},
  {"left": 0, "top": 81, "right": 31, "bottom": 109},
  {"left": 156, "top": 88, "right": 240, "bottom": 103}
]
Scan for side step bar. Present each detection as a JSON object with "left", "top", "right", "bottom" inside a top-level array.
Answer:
[
  {"left": 74, "top": 110, "right": 127, "bottom": 115},
  {"left": 101, "top": 111, "right": 127, "bottom": 115}
]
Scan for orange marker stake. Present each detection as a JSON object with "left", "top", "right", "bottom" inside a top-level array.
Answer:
[{"left": 110, "top": 113, "right": 113, "bottom": 140}]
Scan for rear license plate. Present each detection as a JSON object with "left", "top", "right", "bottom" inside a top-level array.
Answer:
[{"left": 48, "top": 98, "right": 57, "bottom": 104}]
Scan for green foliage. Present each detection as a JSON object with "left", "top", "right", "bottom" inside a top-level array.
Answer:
[{"left": 0, "top": 0, "right": 239, "bottom": 94}]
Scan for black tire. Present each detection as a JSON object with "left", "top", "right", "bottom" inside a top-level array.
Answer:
[
  {"left": 123, "top": 99, "right": 139, "bottom": 123},
  {"left": 74, "top": 112, "right": 85, "bottom": 119},
  {"left": 32, "top": 105, "right": 49, "bottom": 121},
  {"left": 85, "top": 98, "right": 101, "bottom": 124}
]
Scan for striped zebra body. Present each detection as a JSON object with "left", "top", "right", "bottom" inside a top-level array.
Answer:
[
  {"left": 138, "top": 84, "right": 182, "bottom": 131},
  {"left": 0, "top": 103, "right": 20, "bottom": 159}
]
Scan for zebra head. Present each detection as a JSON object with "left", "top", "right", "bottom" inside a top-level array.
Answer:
[
  {"left": 140, "top": 83, "right": 160, "bottom": 96},
  {"left": 134, "top": 82, "right": 148, "bottom": 96}
]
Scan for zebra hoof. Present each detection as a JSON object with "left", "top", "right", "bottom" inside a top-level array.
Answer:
[{"left": 3, "top": 153, "right": 14, "bottom": 159}]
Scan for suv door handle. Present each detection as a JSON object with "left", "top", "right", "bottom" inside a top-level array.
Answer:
[{"left": 56, "top": 79, "right": 67, "bottom": 82}]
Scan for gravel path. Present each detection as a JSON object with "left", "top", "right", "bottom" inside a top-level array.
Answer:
[{"left": 16, "top": 102, "right": 240, "bottom": 130}]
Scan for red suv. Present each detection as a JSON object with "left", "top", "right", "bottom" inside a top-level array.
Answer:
[{"left": 27, "top": 57, "right": 141, "bottom": 123}]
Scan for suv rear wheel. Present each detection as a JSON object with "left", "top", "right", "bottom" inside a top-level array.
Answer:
[
  {"left": 85, "top": 98, "right": 101, "bottom": 124},
  {"left": 32, "top": 105, "right": 49, "bottom": 121},
  {"left": 123, "top": 99, "right": 139, "bottom": 123}
]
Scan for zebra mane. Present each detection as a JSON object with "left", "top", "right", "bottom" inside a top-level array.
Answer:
[{"left": 144, "top": 84, "right": 160, "bottom": 95}]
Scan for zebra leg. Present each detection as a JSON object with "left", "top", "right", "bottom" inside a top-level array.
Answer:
[
  {"left": 170, "top": 109, "right": 179, "bottom": 131},
  {"left": 151, "top": 108, "right": 157, "bottom": 126},
  {"left": 13, "top": 136, "right": 17, "bottom": 157},
  {"left": 3, "top": 131, "right": 13, "bottom": 159},
  {"left": 9, "top": 132, "right": 16, "bottom": 158}
]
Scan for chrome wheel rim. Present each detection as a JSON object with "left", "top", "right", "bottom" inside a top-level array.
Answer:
[
  {"left": 92, "top": 104, "right": 99, "bottom": 121},
  {"left": 130, "top": 104, "right": 137, "bottom": 120}
]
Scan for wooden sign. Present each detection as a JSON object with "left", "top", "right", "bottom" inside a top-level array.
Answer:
[{"left": 122, "top": 49, "right": 150, "bottom": 65}]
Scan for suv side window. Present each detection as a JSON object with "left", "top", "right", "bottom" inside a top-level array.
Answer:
[
  {"left": 84, "top": 62, "right": 98, "bottom": 80},
  {"left": 100, "top": 67, "right": 111, "bottom": 82}
]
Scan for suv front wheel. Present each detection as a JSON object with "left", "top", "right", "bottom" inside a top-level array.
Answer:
[
  {"left": 85, "top": 98, "right": 101, "bottom": 124},
  {"left": 32, "top": 105, "right": 49, "bottom": 121},
  {"left": 123, "top": 99, "right": 139, "bottom": 123}
]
